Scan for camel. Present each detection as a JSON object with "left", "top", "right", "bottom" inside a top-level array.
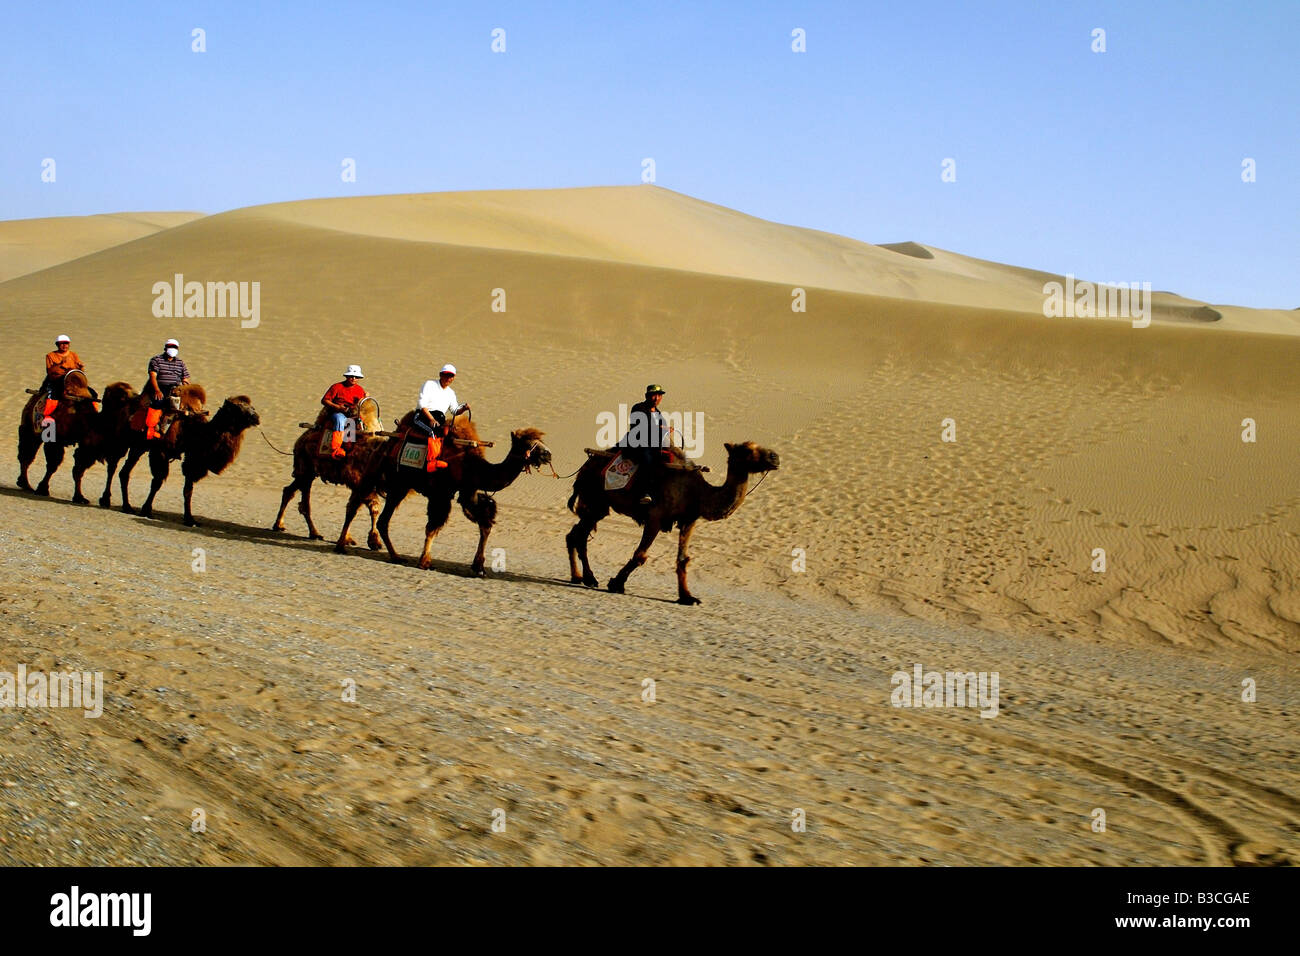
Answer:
[
  {"left": 335, "top": 412, "right": 552, "bottom": 574},
  {"left": 135, "top": 392, "right": 260, "bottom": 525},
  {"left": 16, "top": 370, "right": 100, "bottom": 497},
  {"left": 566, "top": 441, "right": 780, "bottom": 605},
  {"left": 273, "top": 398, "right": 389, "bottom": 549},
  {"left": 71, "top": 382, "right": 207, "bottom": 510}
]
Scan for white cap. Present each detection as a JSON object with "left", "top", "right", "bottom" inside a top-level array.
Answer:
[
  {"left": 440, "top": 364, "right": 457, "bottom": 376},
  {"left": 55, "top": 334, "right": 71, "bottom": 344},
  {"left": 165, "top": 338, "right": 180, "bottom": 348},
  {"left": 344, "top": 364, "right": 364, "bottom": 379}
]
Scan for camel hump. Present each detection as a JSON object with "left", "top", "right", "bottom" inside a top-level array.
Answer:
[
  {"left": 448, "top": 416, "right": 482, "bottom": 445},
  {"left": 441, "top": 418, "right": 483, "bottom": 458},
  {"left": 177, "top": 383, "right": 206, "bottom": 413}
]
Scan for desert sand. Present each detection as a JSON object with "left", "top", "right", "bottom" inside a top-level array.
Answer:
[{"left": 0, "top": 186, "right": 1296, "bottom": 865}]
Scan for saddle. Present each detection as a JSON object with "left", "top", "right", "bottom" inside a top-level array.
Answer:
[
  {"left": 25, "top": 371, "right": 97, "bottom": 434},
  {"left": 583, "top": 446, "right": 703, "bottom": 471},
  {"left": 583, "top": 446, "right": 703, "bottom": 493},
  {"left": 390, "top": 423, "right": 454, "bottom": 473},
  {"left": 130, "top": 388, "right": 204, "bottom": 441}
]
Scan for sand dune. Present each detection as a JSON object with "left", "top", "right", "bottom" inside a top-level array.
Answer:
[
  {"left": 1, "top": 187, "right": 1297, "bottom": 865},
  {"left": 203, "top": 186, "right": 1299, "bottom": 333},
  {"left": 0, "top": 212, "right": 205, "bottom": 283}
]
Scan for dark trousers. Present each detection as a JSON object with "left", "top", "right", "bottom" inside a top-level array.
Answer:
[{"left": 150, "top": 385, "right": 179, "bottom": 410}]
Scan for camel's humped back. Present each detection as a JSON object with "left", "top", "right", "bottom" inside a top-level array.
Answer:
[
  {"left": 393, "top": 410, "right": 485, "bottom": 457},
  {"left": 447, "top": 417, "right": 486, "bottom": 457},
  {"left": 176, "top": 383, "right": 206, "bottom": 413}
]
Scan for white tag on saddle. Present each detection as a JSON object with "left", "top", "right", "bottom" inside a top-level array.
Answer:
[
  {"left": 603, "top": 453, "right": 637, "bottom": 491},
  {"left": 399, "top": 442, "right": 427, "bottom": 469}
]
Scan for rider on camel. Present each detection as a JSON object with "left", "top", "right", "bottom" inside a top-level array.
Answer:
[
  {"left": 415, "top": 363, "right": 469, "bottom": 472},
  {"left": 144, "top": 338, "right": 190, "bottom": 440},
  {"left": 321, "top": 365, "right": 366, "bottom": 459},
  {"left": 40, "top": 334, "right": 85, "bottom": 419},
  {"left": 617, "top": 384, "right": 672, "bottom": 506}
]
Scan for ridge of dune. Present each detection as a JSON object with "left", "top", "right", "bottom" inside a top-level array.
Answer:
[
  {"left": 215, "top": 185, "right": 1085, "bottom": 313},
  {"left": 3, "top": 189, "right": 1294, "bottom": 334},
  {"left": 203, "top": 185, "right": 1295, "bottom": 333},
  {"left": 0, "top": 211, "right": 206, "bottom": 283}
]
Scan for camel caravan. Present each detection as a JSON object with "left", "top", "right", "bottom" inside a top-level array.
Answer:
[
  {"left": 18, "top": 340, "right": 779, "bottom": 604},
  {"left": 19, "top": 336, "right": 261, "bottom": 526}
]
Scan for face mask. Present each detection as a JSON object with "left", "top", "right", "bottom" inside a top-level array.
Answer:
[{"left": 165, "top": 348, "right": 179, "bottom": 358}]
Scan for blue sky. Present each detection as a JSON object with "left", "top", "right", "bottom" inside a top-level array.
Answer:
[{"left": 3, "top": 0, "right": 1296, "bottom": 307}]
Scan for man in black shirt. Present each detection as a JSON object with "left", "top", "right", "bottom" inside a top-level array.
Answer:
[{"left": 617, "top": 384, "right": 670, "bottom": 506}]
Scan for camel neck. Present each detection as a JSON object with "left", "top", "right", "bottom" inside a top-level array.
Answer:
[
  {"left": 470, "top": 443, "right": 529, "bottom": 492},
  {"left": 701, "top": 461, "right": 751, "bottom": 521}
]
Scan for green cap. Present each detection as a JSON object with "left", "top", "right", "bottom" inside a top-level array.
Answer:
[{"left": 645, "top": 384, "right": 666, "bottom": 395}]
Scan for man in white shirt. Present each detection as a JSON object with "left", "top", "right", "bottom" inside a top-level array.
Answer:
[{"left": 418, "top": 363, "right": 469, "bottom": 431}]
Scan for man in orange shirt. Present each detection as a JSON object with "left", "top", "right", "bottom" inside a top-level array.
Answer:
[
  {"left": 321, "top": 365, "right": 367, "bottom": 458},
  {"left": 41, "top": 334, "right": 85, "bottom": 418}
]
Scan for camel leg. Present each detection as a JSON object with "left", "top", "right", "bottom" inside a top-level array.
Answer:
[
  {"left": 365, "top": 494, "right": 382, "bottom": 550},
  {"left": 338, "top": 482, "right": 387, "bottom": 555},
  {"left": 373, "top": 492, "right": 405, "bottom": 562},
  {"left": 335, "top": 486, "right": 364, "bottom": 553},
  {"left": 675, "top": 519, "right": 701, "bottom": 605},
  {"left": 608, "top": 518, "right": 662, "bottom": 595},
  {"left": 463, "top": 492, "right": 497, "bottom": 576},
  {"left": 417, "top": 492, "right": 454, "bottom": 570},
  {"left": 120, "top": 445, "right": 146, "bottom": 513},
  {"left": 35, "top": 442, "right": 66, "bottom": 497},
  {"left": 566, "top": 515, "right": 602, "bottom": 588},
  {"left": 139, "top": 450, "right": 169, "bottom": 519},
  {"left": 182, "top": 476, "right": 199, "bottom": 527},
  {"left": 273, "top": 477, "right": 299, "bottom": 531},
  {"left": 71, "top": 447, "right": 92, "bottom": 504},
  {"left": 566, "top": 490, "right": 606, "bottom": 587},
  {"left": 300, "top": 478, "right": 326, "bottom": 541},
  {"left": 17, "top": 428, "right": 37, "bottom": 490},
  {"left": 98, "top": 454, "right": 121, "bottom": 508}
]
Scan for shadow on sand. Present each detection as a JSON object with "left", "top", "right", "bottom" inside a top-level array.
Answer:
[{"left": 1, "top": 483, "right": 685, "bottom": 605}]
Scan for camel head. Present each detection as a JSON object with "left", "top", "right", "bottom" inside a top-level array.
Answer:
[
  {"left": 215, "top": 395, "right": 260, "bottom": 431},
  {"left": 511, "top": 428, "right": 552, "bottom": 470},
  {"left": 723, "top": 441, "right": 780, "bottom": 476},
  {"left": 102, "top": 381, "right": 137, "bottom": 404}
]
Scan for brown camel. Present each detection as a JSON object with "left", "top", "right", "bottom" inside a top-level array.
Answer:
[
  {"left": 336, "top": 412, "right": 551, "bottom": 574},
  {"left": 136, "top": 392, "right": 260, "bottom": 525},
  {"left": 71, "top": 382, "right": 207, "bottom": 511},
  {"left": 16, "top": 370, "right": 100, "bottom": 497},
  {"left": 273, "top": 398, "right": 389, "bottom": 549},
  {"left": 566, "top": 441, "right": 779, "bottom": 604}
]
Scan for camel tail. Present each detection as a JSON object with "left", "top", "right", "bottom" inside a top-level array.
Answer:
[{"left": 567, "top": 489, "right": 579, "bottom": 514}]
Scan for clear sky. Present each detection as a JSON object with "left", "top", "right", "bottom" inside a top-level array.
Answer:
[{"left": 3, "top": 0, "right": 1296, "bottom": 308}]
